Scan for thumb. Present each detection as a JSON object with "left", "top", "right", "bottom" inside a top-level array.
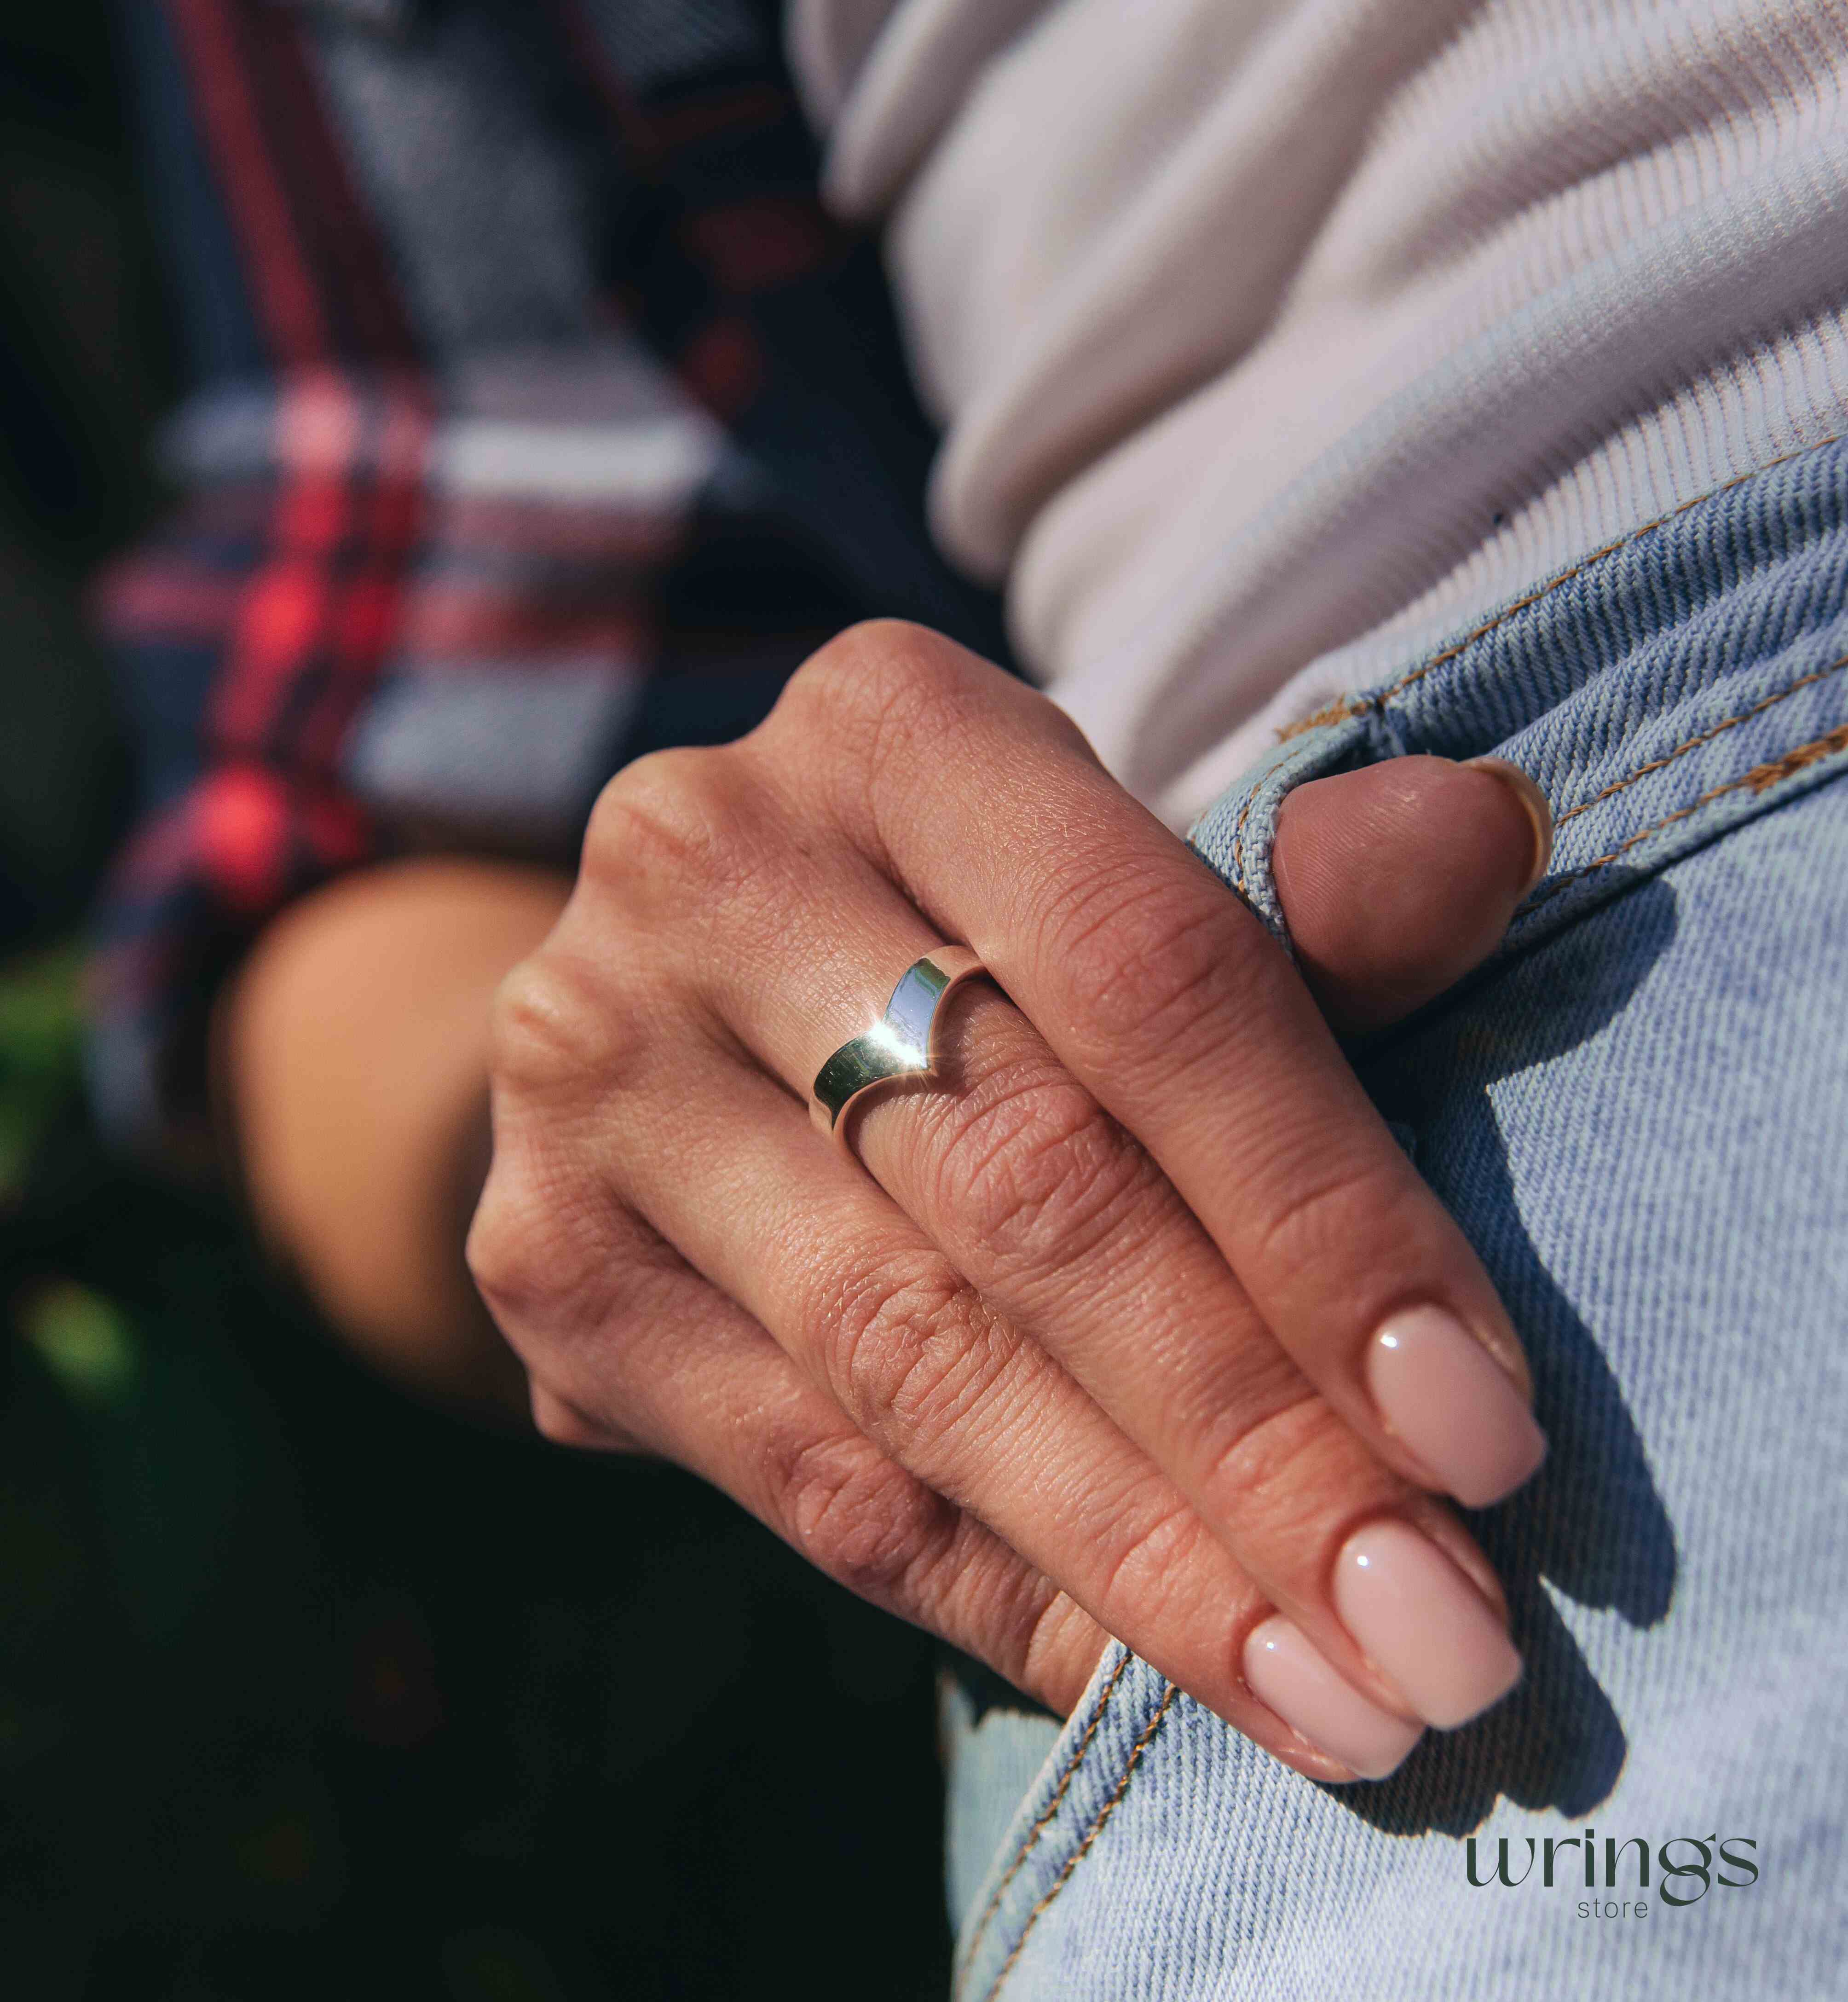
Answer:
[{"left": 1271, "top": 755, "right": 1552, "bottom": 1033}]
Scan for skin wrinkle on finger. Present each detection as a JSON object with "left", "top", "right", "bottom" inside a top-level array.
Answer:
[
  {"left": 779, "top": 1431, "right": 964, "bottom": 1602},
  {"left": 900, "top": 1035, "right": 1161, "bottom": 1285},
  {"left": 860, "top": 1000, "right": 1244, "bottom": 1365},
  {"left": 763, "top": 1429, "right": 1090, "bottom": 1699},
  {"left": 487, "top": 935, "right": 659, "bottom": 1116},
  {"left": 1033, "top": 850, "right": 1277, "bottom": 1075},
  {"left": 816, "top": 1253, "right": 1162, "bottom": 1563},
  {"left": 580, "top": 744, "right": 777, "bottom": 922},
  {"left": 823, "top": 1247, "right": 1031, "bottom": 1456}
]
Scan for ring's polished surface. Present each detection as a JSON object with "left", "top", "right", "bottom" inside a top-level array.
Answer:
[{"left": 810, "top": 946, "right": 991, "bottom": 1153}]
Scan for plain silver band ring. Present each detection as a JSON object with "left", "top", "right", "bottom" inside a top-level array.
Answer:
[{"left": 810, "top": 946, "right": 991, "bottom": 1155}]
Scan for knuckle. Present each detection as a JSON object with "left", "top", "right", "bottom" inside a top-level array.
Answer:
[
  {"left": 783, "top": 619, "right": 952, "bottom": 725},
  {"left": 470, "top": 1157, "right": 682, "bottom": 1400},
  {"left": 486, "top": 950, "right": 606, "bottom": 1098},
  {"left": 487, "top": 917, "right": 670, "bottom": 1116},
  {"left": 466, "top": 1117, "right": 626, "bottom": 1322},
  {"left": 464, "top": 1165, "right": 545, "bottom": 1320},
  {"left": 927, "top": 1058, "right": 1155, "bottom": 1278},
  {"left": 768, "top": 620, "right": 968, "bottom": 773},
  {"left": 823, "top": 1249, "right": 1008, "bottom": 1451},
  {"left": 466, "top": 1143, "right": 589, "bottom": 1324},
  {"left": 582, "top": 745, "right": 757, "bottom": 903},
  {"left": 1017, "top": 1592, "right": 1109, "bottom": 1713},
  {"left": 776, "top": 1431, "right": 959, "bottom": 1605}
]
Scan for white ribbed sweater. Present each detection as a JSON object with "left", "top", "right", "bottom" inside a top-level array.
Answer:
[{"left": 791, "top": 0, "right": 1848, "bottom": 824}]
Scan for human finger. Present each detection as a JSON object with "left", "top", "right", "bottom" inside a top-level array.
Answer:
[{"left": 1271, "top": 755, "right": 1552, "bottom": 1031}]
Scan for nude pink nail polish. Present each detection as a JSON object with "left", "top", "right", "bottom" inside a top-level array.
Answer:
[
  {"left": 1333, "top": 1519, "right": 1522, "bottom": 1729},
  {"left": 1367, "top": 1306, "right": 1546, "bottom": 1507},
  {"left": 1243, "top": 1614, "right": 1423, "bottom": 1780}
]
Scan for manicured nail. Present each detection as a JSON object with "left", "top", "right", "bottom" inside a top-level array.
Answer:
[
  {"left": 1367, "top": 1305, "right": 1546, "bottom": 1507},
  {"left": 1465, "top": 756, "right": 1553, "bottom": 895},
  {"left": 1333, "top": 1519, "right": 1522, "bottom": 1729},
  {"left": 1243, "top": 1614, "right": 1423, "bottom": 1780}
]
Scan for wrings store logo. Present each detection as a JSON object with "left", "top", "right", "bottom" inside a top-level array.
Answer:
[{"left": 1466, "top": 1829, "right": 1759, "bottom": 1917}]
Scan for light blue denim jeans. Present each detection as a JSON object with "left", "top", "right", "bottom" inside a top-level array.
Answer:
[{"left": 942, "top": 440, "right": 1848, "bottom": 2000}]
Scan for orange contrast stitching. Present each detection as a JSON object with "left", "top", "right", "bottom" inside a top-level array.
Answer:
[
  {"left": 1527, "top": 719, "right": 1848, "bottom": 913},
  {"left": 982, "top": 1683, "right": 1180, "bottom": 2002},
  {"left": 1230, "top": 783, "right": 1259, "bottom": 903},
  {"left": 1277, "top": 695, "right": 1357, "bottom": 741},
  {"left": 1552, "top": 654, "right": 1848, "bottom": 827},
  {"left": 953, "top": 1651, "right": 1134, "bottom": 1999},
  {"left": 1277, "top": 431, "right": 1848, "bottom": 742}
]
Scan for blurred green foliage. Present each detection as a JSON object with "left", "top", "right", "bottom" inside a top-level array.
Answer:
[
  {"left": 0, "top": 945, "right": 84, "bottom": 1204},
  {"left": 18, "top": 1279, "right": 141, "bottom": 1408}
]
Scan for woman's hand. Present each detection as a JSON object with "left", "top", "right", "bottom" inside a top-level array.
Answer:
[{"left": 470, "top": 622, "right": 1551, "bottom": 1782}]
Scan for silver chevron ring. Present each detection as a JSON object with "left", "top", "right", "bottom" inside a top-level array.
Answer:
[{"left": 809, "top": 945, "right": 992, "bottom": 1156}]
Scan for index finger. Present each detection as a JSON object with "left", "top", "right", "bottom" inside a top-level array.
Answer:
[{"left": 751, "top": 624, "right": 1546, "bottom": 1515}]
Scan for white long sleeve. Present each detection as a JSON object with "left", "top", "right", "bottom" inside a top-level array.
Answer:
[{"left": 790, "top": 0, "right": 1848, "bottom": 823}]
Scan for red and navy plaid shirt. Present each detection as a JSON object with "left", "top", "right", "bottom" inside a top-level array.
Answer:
[{"left": 89, "top": 0, "right": 1007, "bottom": 1157}]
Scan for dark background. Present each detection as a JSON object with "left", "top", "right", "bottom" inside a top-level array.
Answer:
[{"left": 0, "top": 11, "right": 953, "bottom": 1996}]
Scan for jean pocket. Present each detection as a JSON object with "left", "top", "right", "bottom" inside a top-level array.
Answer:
[
  {"left": 1189, "top": 441, "right": 1848, "bottom": 969},
  {"left": 949, "top": 1645, "right": 1182, "bottom": 2002}
]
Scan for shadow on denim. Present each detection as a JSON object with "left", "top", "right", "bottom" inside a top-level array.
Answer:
[{"left": 1336, "top": 871, "right": 1680, "bottom": 1837}]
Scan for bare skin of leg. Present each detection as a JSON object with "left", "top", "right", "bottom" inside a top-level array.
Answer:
[{"left": 219, "top": 856, "right": 571, "bottom": 1422}]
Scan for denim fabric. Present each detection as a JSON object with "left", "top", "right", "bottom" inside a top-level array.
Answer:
[
  {"left": 941, "top": 1678, "right": 1065, "bottom": 1936},
  {"left": 944, "top": 439, "right": 1848, "bottom": 1999}
]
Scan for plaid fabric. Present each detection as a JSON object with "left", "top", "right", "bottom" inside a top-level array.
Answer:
[{"left": 90, "top": 0, "right": 1006, "bottom": 1156}]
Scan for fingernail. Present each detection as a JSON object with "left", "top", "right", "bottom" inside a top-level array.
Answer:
[
  {"left": 1367, "top": 1305, "right": 1546, "bottom": 1507},
  {"left": 1243, "top": 1614, "right": 1423, "bottom": 1780},
  {"left": 1464, "top": 757, "right": 1553, "bottom": 896},
  {"left": 1333, "top": 1519, "right": 1522, "bottom": 1728}
]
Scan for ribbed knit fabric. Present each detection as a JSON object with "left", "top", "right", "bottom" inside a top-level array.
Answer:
[{"left": 790, "top": 0, "right": 1848, "bottom": 825}]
